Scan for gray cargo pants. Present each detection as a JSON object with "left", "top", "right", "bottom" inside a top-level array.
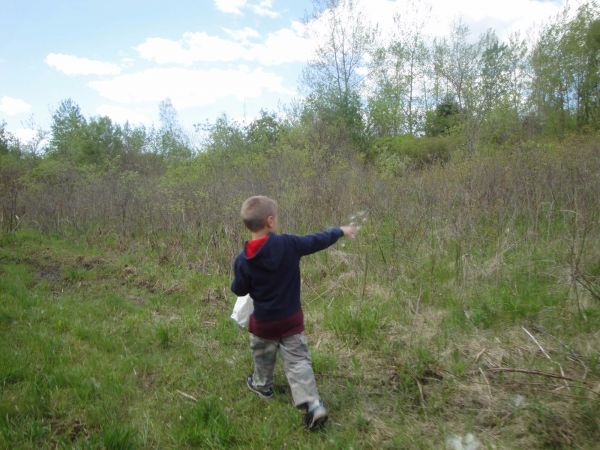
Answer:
[{"left": 250, "top": 332, "right": 319, "bottom": 408}]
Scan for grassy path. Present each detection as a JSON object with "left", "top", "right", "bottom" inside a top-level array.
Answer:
[{"left": 1, "top": 230, "right": 599, "bottom": 449}]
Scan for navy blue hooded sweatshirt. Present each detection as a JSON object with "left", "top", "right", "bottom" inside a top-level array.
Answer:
[{"left": 231, "top": 227, "right": 344, "bottom": 322}]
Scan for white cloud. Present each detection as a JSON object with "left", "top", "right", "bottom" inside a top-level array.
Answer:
[
  {"left": 136, "top": 21, "right": 314, "bottom": 66},
  {"left": 13, "top": 128, "right": 37, "bottom": 143},
  {"left": 0, "top": 96, "right": 31, "bottom": 115},
  {"left": 214, "top": 0, "right": 279, "bottom": 17},
  {"left": 214, "top": 0, "right": 247, "bottom": 15},
  {"left": 356, "top": 66, "right": 369, "bottom": 77},
  {"left": 222, "top": 26, "right": 260, "bottom": 42},
  {"left": 251, "top": 0, "right": 279, "bottom": 18},
  {"left": 121, "top": 57, "right": 136, "bottom": 68},
  {"left": 136, "top": 33, "right": 247, "bottom": 65},
  {"left": 251, "top": 21, "right": 315, "bottom": 64},
  {"left": 45, "top": 53, "right": 121, "bottom": 76},
  {"left": 347, "top": 0, "right": 567, "bottom": 41},
  {"left": 96, "top": 105, "right": 153, "bottom": 125},
  {"left": 89, "top": 67, "right": 293, "bottom": 110},
  {"left": 423, "top": 0, "right": 562, "bottom": 38},
  {"left": 141, "top": 0, "right": 557, "bottom": 72}
]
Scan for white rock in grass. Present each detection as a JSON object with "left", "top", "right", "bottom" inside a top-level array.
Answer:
[
  {"left": 445, "top": 433, "right": 482, "bottom": 450},
  {"left": 512, "top": 394, "right": 526, "bottom": 408}
]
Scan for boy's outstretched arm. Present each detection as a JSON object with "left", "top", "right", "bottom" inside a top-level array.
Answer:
[
  {"left": 231, "top": 257, "right": 250, "bottom": 296},
  {"left": 290, "top": 225, "right": 357, "bottom": 257}
]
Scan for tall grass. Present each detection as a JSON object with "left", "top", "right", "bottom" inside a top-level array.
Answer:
[{"left": 1, "top": 136, "right": 599, "bottom": 448}]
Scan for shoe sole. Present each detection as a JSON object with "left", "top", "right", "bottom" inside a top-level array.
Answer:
[
  {"left": 307, "top": 411, "right": 328, "bottom": 430},
  {"left": 246, "top": 377, "right": 273, "bottom": 399}
]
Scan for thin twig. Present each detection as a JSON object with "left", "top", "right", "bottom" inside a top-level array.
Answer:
[
  {"left": 361, "top": 253, "right": 369, "bottom": 300},
  {"left": 484, "top": 367, "right": 593, "bottom": 388},
  {"left": 475, "top": 348, "right": 487, "bottom": 362},
  {"left": 537, "top": 327, "right": 590, "bottom": 374},
  {"left": 415, "top": 378, "right": 426, "bottom": 412},
  {"left": 577, "top": 274, "right": 600, "bottom": 301},
  {"left": 522, "top": 326, "right": 570, "bottom": 391},
  {"left": 414, "top": 285, "right": 422, "bottom": 315},
  {"left": 373, "top": 235, "right": 388, "bottom": 265},
  {"left": 522, "top": 326, "right": 551, "bottom": 360},
  {"left": 326, "top": 296, "right": 336, "bottom": 309},
  {"left": 468, "top": 380, "right": 595, "bottom": 400},
  {"left": 176, "top": 390, "right": 198, "bottom": 402},
  {"left": 479, "top": 367, "right": 492, "bottom": 399}
]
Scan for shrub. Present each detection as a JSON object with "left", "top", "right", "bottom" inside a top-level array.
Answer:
[{"left": 368, "top": 134, "right": 457, "bottom": 175}]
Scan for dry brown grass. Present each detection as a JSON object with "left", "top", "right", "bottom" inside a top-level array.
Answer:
[{"left": 3, "top": 134, "right": 600, "bottom": 448}]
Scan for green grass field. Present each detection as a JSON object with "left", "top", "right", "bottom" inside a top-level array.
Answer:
[{"left": 1, "top": 225, "right": 598, "bottom": 449}]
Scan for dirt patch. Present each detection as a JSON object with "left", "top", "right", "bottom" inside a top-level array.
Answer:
[
  {"left": 76, "top": 255, "right": 106, "bottom": 269},
  {"left": 0, "top": 253, "right": 62, "bottom": 284},
  {"left": 122, "top": 265, "right": 137, "bottom": 276},
  {"left": 134, "top": 278, "right": 158, "bottom": 293},
  {"left": 136, "top": 370, "right": 156, "bottom": 390},
  {"left": 126, "top": 295, "right": 146, "bottom": 305},
  {"left": 49, "top": 416, "right": 89, "bottom": 442},
  {"left": 163, "top": 282, "right": 182, "bottom": 295},
  {"left": 151, "top": 311, "right": 180, "bottom": 322},
  {"left": 203, "top": 287, "right": 227, "bottom": 304},
  {"left": 120, "top": 265, "right": 163, "bottom": 293},
  {"left": 36, "top": 266, "right": 62, "bottom": 282}
]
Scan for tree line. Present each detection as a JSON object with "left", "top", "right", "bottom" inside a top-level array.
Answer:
[
  {"left": 304, "top": 0, "right": 599, "bottom": 149},
  {"left": 0, "top": 0, "right": 598, "bottom": 235}
]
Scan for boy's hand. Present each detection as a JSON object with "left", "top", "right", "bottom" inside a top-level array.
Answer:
[{"left": 340, "top": 225, "right": 358, "bottom": 239}]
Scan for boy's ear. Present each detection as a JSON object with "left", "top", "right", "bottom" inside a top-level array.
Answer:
[{"left": 266, "top": 216, "right": 275, "bottom": 228}]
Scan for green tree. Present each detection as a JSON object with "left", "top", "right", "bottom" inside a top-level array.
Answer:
[
  {"left": 476, "top": 30, "right": 528, "bottom": 143},
  {"left": 48, "top": 99, "right": 131, "bottom": 165},
  {"left": 0, "top": 122, "right": 20, "bottom": 155},
  {"left": 424, "top": 94, "right": 461, "bottom": 137},
  {"left": 48, "top": 99, "right": 88, "bottom": 161},
  {"left": 367, "top": 50, "right": 406, "bottom": 137},
  {"left": 84, "top": 116, "right": 125, "bottom": 164},
  {"left": 0, "top": 123, "right": 27, "bottom": 231},
  {"left": 433, "top": 21, "right": 479, "bottom": 113},
  {"left": 479, "top": 30, "right": 512, "bottom": 114},
  {"left": 203, "top": 114, "right": 246, "bottom": 155},
  {"left": 564, "top": 3, "right": 600, "bottom": 129},
  {"left": 157, "top": 98, "right": 192, "bottom": 159},
  {"left": 302, "top": 0, "right": 374, "bottom": 146},
  {"left": 245, "top": 110, "right": 282, "bottom": 151},
  {"left": 529, "top": 1, "right": 600, "bottom": 135},
  {"left": 431, "top": 21, "right": 479, "bottom": 149},
  {"left": 367, "top": 5, "right": 429, "bottom": 137}
]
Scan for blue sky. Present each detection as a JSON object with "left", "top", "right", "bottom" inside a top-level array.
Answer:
[{"left": 1, "top": 0, "right": 572, "bottom": 142}]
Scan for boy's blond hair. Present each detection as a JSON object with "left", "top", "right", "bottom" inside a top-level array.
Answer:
[{"left": 241, "top": 195, "right": 278, "bottom": 231}]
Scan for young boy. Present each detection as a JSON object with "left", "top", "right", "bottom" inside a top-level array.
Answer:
[{"left": 231, "top": 195, "right": 356, "bottom": 430}]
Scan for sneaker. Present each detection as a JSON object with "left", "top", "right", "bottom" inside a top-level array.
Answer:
[
  {"left": 246, "top": 375, "right": 273, "bottom": 399},
  {"left": 303, "top": 400, "right": 328, "bottom": 430}
]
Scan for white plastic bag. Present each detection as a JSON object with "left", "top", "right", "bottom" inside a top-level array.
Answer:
[{"left": 230, "top": 294, "right": 253, "bottom": 328}]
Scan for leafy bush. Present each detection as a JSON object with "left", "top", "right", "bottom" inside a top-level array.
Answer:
[{"left": 368, "top": 134, "right": 457, "bottom": 175}]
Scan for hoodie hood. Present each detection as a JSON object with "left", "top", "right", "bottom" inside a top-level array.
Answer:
[
  {"left": 245, "top": 234, "right": 269, "bottom": 258},
  {"left": 243, "top": 233, "right": 285, "bottom": 271}
]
